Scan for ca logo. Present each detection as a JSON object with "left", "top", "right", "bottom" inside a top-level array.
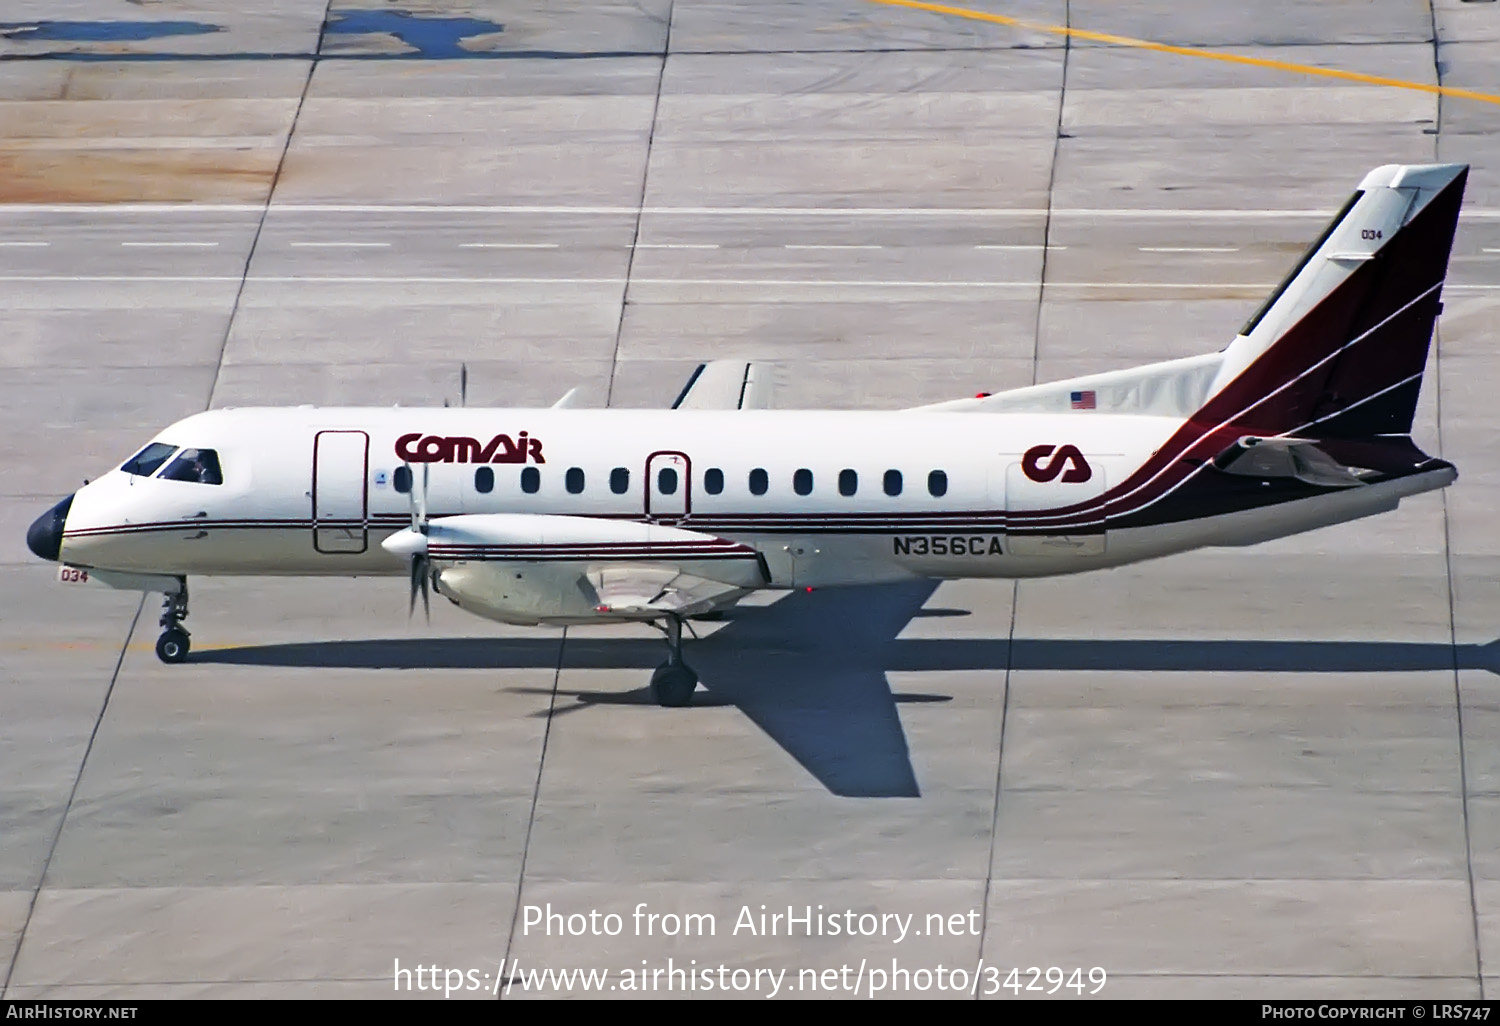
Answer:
[{"left": 1021, "top": 444, "right": 1093, "bottom": 483}]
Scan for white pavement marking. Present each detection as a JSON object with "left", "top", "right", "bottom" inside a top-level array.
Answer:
[
  {"left": 6, "top": 202, "right": 1500, "bottom": 220},
  {"left": 0, "top": 241, "right": 47, "bottom": 247},
  {"left": 1483, "top": 248, "right": 1500, "bottom": 253},
  {"left": 635, "top": 243, "right": 720, "bottom": 249},
  {"left": 119, "top": 241, "right": 219, "bottom": 248},
  {"left": 1139, "top": 246, "right": 1239, "bottom": 253},
  {"left": 460, "top": 242, "right": 559, "bottom": 249},
  {"left": 1, "top": 274, "right": 1496, "bottom": 290},
  {"left": 289, "top": 241, "right": 391, "bottom": 248}
]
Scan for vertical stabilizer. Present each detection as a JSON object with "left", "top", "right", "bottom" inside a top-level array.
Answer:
[{"left": 1202, "top": 163, "right": 1466, "bottom": 438}]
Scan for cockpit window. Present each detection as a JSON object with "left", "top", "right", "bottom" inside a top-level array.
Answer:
[
  {"left": 158, "top": 448, "right": 223, "bottom": 485},
  {"left": 121, "top": 442, "right": 177, "bottom": 477}
]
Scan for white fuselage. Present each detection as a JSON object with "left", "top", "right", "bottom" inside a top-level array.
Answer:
[{"left": 56, "top": 406, "right": 1450, "bottom": 591}]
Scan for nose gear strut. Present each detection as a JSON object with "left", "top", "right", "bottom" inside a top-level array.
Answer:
[{"left": 155, "top": 578, "right": 190, "bottom": 663}]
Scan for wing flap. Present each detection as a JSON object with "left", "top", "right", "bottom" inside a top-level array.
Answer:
[{"left": 583, "top": 565, "right": 752, "bottom": 617}]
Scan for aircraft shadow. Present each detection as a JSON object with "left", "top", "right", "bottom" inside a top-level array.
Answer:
[{"left": 197, "top": 587, "right": 1499, "bottom": 798}]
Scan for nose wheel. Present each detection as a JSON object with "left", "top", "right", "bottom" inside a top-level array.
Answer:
[
  {"left": 649, "top": 615, "right": 698, "bottom": 707},
  {"left": 155, "top": 580, "right": 191, "bottom": 664}
]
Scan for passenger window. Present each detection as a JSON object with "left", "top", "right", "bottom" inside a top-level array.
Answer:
[
  {"left": 884, "top": 470, "right": 902, "bottom": 496},
  {"left": 474, "top": 467, "right": 494, "bottom": 494},
  {"left": 839, "top": 469, "right": 857, "bottom": 497},
  {"left": 928, "top": 470, "right": 948, "bottom": 497},
  {"left": 122, "top": 442, "right": 176, "bottom": 477},
  {"left": 566, "top": 467, "right": 585, "bottom": 494},
  {"left": 658, "top": 467, "right": 678, "bottom": 495},
  {"left": 610, "top": 467, "right": 629, "bottom": 494},
  {"left": 748, "top": 468, "right": 768, "bottom": 496},
  {"left": 394, "top": 466, "right": 412, "bottom": 493},
  {"left": 158, "top": 448, "right": 223, "bottom": 485},
  {"left": 521, "top": 467, "right": 540, "bottom": 494},
  {"left": 704, "top": 468, "right": 724, "bottom": 495},
  {"left": 793, "top": 469, "right": 813, "bottom": 496}
]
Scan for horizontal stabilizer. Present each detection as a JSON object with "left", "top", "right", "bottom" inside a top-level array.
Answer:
[{"left": 1211, "top": 436, "right": 1367, "bottom": 488}]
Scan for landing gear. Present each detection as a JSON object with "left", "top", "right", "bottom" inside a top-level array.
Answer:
[
  {"left": 155, "top": 579, "right": 190, "bottom": 664},
  {"left": 650, "top": 615, "right": 698, "bottom": 707}
]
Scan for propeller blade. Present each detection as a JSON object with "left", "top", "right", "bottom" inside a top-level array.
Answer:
[
  {"left": 403, "top": 462, "right": 418, "bottom": 531},
  {"left": 460, "top": 363, "right": 468, "bottom": 407},
  {"left": 416, "top": 463, "right": 429, "bottom": 530},
  {"left": 408, "top": 554, "right": 421, "bottom": 618},
  {"left": 421, "top": 561, "right": 431, "bottom": 622}
]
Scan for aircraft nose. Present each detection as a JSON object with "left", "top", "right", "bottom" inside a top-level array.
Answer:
[{"left": 26, "top": 493, "right": 73, "bottom": 562}]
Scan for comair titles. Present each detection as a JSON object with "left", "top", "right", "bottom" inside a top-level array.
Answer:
[{"left": 395, "top": 431, "right": 544, "bottom": 464}]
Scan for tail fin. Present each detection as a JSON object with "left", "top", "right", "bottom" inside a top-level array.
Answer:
[{"left": 1203, "top": 163, "right": 1466, "bottom": 439}]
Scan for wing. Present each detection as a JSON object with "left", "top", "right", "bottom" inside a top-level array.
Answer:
[
  {"left": 670, "top": 360, "right": 772, "bottom": 410},
  {"left": 390, "top": 513, "right": 771, "bottom": 626}
]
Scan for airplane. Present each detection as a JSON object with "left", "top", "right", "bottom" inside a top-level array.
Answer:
[{"left": 26, "top": 162, "right": 1468, "bottom": 707}]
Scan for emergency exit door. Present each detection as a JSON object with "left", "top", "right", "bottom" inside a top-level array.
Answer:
[
  {"left": 312, "top": 430, "right": 369, "bottom": 553},
  {"left": 645, "top": 451, "right": 691, "bottom": 524}
]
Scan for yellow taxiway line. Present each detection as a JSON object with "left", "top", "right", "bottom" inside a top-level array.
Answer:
[{"left": 866, "top": 0, "right": 1500, "bottom": 107}]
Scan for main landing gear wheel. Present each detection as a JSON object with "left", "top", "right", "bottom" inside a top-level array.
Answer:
[
  {"left": 156, "top": 628, "right": 190, "bottom": 663},
  {"left": 650, "top": 615, "right": 698, "bottom": 707},
  {"left": 650, "top": 662, "right": 698, "bottom": 708},
  {"left": 155, "top": 578, "right": 191, "bottom": 664}
]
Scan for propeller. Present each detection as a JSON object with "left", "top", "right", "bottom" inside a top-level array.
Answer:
[{"left": 405, "top": 461, "right": 431, "bottom": 622}]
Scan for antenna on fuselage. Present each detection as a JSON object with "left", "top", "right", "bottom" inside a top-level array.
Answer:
[{"left": 460, "top": 363, "right": 468, "bottom": 407}]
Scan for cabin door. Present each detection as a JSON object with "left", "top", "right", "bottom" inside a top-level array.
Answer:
[{"left": 312, "top": 430, "right": 369, "bottom": 554}]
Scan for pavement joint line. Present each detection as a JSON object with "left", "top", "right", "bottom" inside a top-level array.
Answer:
[
  {"left": 202, "top": 0, "right": 330, "bottom": 413},
  {"left": 603, "top": 0, "right": 672, "bottom": 409},
  {"left": 1432, "top": 231, "right": 1486, "bottom": 994},
  {"left": 499, "top": 626, "right": 568, "bottom": 1000},
  {"left": 866, "top": 0, "right": 1500, "bottom": 106},
  {"left": 1, "top": 596, "right": 144, "bottom": 997}
]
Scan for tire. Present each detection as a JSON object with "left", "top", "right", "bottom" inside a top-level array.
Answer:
[
  {"left": 156, "top": 629, "right": 190, "bottom": 664},
  {"left": 650, "top": 663, "right": 697, "bottom": 707}
]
